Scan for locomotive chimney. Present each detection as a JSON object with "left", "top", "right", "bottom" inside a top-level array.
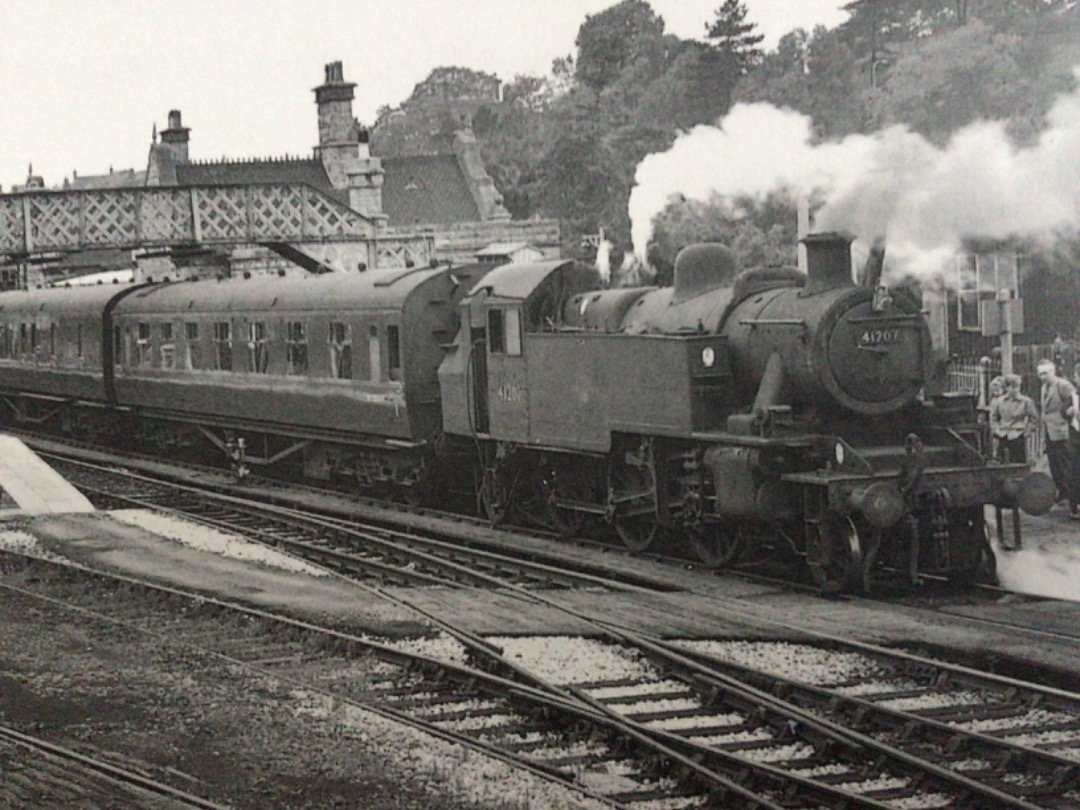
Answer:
[{"left": 802, "top": 232, "right": 854, "bottom": 294}]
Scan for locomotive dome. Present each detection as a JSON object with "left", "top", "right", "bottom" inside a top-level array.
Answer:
[{"left": 671, "top": 243, "right": 737, "bottom": 304}]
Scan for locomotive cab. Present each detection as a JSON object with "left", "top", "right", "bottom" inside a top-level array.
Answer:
[{"left": 439, "top": 259, "right": 598, "bottom": 441}]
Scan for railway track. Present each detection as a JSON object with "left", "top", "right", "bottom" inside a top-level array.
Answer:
[
  {"left": 0, "top": 553, "right": 825, "bottom": 809},
  {"left": 7, "top": 471, "right": 1080, "bottom": 806},
  {"left": 0, "top": 721, "right": 230, "bottom": 809},
  {"left": 47, "top": 454, "right": 675, "bottom": 594}
]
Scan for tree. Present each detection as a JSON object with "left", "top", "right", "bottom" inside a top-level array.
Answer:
[
  {"left": 649, "top": 191, "right": 799, "bottom": 272},
  {"left": 736, "top": 26, "right": 868, "bottom": 138},
  {"left": 867, "top": 19, "right": 1049, "bottom": 143},
  {"left": 574, "top": 0, "right": 666, "bottom": 93},
  {"left": 706, "top": 0, "right": 765, "bottom": 74},
  {"left": 405, "top": 66, "right": 500, "bottom": 104}
]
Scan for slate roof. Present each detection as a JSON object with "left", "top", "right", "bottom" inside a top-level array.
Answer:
[
  {"left": 380, "top": 154, "right": 480, "bottom": 226},
  {"left": 66, "top": 169, "right": 143, "bottom": 190}
]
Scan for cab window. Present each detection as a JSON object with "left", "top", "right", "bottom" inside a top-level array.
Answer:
[{"left": 487, "top": 308, "right": 522, "bottom": 357}]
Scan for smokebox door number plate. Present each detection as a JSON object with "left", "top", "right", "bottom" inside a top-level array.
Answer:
[{"left": 858, "top": 328, "right": 903, "bottom": 347}]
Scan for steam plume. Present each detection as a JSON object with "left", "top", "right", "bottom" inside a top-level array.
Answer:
[
  {"left": 629, "top": 72, "right": 1080, "bottom": 281},
  {"left": 596, "top": 237, "right": 612, "bottom": 285}
]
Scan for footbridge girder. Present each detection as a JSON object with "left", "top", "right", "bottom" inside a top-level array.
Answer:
[{"left": 0, "top": 183, "right": 431, "bottom": 269}]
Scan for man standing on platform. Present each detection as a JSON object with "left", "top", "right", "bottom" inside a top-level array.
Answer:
[{"left": 1037, "top": 359, "right": 1077, "bottom": 508}]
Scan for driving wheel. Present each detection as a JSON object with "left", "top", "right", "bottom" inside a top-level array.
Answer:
[
  {"left": 477, "top": 468, "right": 510, "bottom": 525},
  {"left": 808, "top": 514, "right": 862, "bottom": 594},
  {"left": 689, "top": 522, "right": 744, "bottom": 569},
  {"left": 543, "top": 467, "right": 594, "bottom": 539}
]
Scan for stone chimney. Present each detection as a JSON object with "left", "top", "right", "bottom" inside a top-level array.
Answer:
[
  {"left": 314, "top": 61, "right": 385, "bottom": 223},
  {"left": 159, "top": 110, "right": 190, "bottom": 164}
]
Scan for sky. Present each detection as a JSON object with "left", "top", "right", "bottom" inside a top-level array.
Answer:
[{"left": 0, "top": 0, "right": 849, "bottom": 192}]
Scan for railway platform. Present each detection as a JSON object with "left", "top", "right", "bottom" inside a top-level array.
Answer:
[{"left": 0, "top": 435, "right": 95, "bottom": 517}]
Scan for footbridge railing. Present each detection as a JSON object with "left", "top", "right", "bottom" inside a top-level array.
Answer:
[{"left": 0, "top": 183, "right": 387, "bottom": 258}]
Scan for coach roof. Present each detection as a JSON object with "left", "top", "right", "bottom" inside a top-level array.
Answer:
[
  {"left": 113, "top": 267, "right": 447, "bottom": 316},
  {"left": 0, "top": 283, "right": 133, "bottom": 315}
]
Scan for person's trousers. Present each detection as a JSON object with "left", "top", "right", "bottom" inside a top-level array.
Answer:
[
  {"left": 998, "top": 435, "right": 1028, "bottom": 464},
  {"left": 1046, "top": 439, "right": 1073, "bottom": 501}
]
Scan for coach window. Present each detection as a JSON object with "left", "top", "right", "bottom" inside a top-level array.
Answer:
[
  {"left": 367, "top": 324, "right": 381, "bottom": 382},
  {"left": 76, "top": 324, "right": 83, "bottom": 361},
  {"left": 50, "top": 323, "right": 57, "bottom": 361},
  {"left": 30, "top": 323, "right": 39, "bottom": 361},
  {"left": 113, "top": 326, "right": 122, "bottom": 367},
  {"left": 136, "top": 323, "right": 152, "bottom": 367},
  {"left": 248, "top": 321, "right": 269, "bottom": 373},
  {"left": 160, "top": 323, "right": 175, "bottom": 369},
  {"left": 286, "top": 321, "right": 308, "bottom": 375},
  {"left": 387, "top": 325, "right": 401, "bottom": 381},
  {"left": 184, "top": 323, "right": 200, "bottom": 369},
  {"left": 0, "top": 325, "right": 10, "bottom": 359},
  {"left": 329, "top": 321, "right": 352, "bottom": 380},
  {"left": 213, "top": 321, "right": 232, "bottom": 371}
]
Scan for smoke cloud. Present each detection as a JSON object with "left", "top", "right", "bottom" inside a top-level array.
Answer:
[
  {"left": 629, "top": 72, "right": 1080, "bottom": 282},
  {"left": 595, "top": 237, "right": 612, "bottom": 285}
]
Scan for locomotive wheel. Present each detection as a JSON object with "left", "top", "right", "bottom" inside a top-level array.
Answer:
[
  {"left": 808, "top": 514, "right": 862, "bottom": 594},
  {"left": 543, "top": 473, "right": 590, "bottom": 539},
  {"left": 614, "top": 518, "right": 659, "bottom": 552},
  {"left": 608, "top": 451, "right": 658, "bottom": 552},
  {"left": 689, "top": 522, "right": 743, "bottom": 569},
  {"left": 477, "top": 468, "right": 510, "bottom": 525},
  {"left": 947, "top": 509, "right": 997, "bottom": 586}
]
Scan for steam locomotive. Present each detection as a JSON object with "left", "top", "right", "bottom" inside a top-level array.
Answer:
[{"left": 0, "top": 232, "right": 1053, "bottom": 592}]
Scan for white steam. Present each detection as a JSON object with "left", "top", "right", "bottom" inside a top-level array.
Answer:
[
  {"left": 596, "top": 237, "right": 612, "bottom": 285},
  {"left": 630, "top": 73, "right": 1080, "bottom": 281}
]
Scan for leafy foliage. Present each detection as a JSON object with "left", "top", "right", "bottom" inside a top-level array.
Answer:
[
  {"left": 370, "top": 0, "right": 1080, "bottom": 281},
  {"left": 574, "top": 0, "right": 666, "bottom": 92},
  {"left": 866, "top": 19, "right": 1060, "bottom": 143},
  {"left": 706, "top": 0, "right": 765, "bottom": 73}
]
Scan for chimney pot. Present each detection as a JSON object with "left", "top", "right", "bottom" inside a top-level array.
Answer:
[{"left": 802, "top": 232, "right": 855, "bottom": 294}]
